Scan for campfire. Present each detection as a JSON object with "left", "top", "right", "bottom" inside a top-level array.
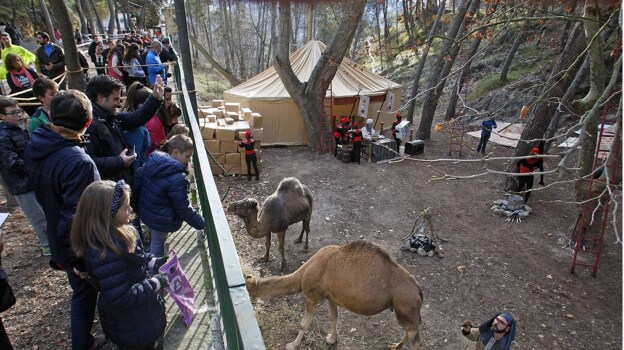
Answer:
[{"left": 491, "top": 194, "right": 532, "bottom": 223}]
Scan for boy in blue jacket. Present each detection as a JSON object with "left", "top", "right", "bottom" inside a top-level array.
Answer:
[
  {"left": 133, "top": 134, "right": 204, "bottom": 257},
  {"left": 476, "top": 118, "right": 497, "bottom": 154}
]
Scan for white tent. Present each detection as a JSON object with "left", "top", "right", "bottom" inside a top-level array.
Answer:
[{"left": 224, "top": 40, "right": 402, "bottom": 146}]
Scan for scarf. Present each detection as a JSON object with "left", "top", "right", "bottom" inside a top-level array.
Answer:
[
  {"left": 9, "top": 66, "right": 35, "bottom": 88},
  {"left": 479, "top": 312, "right": 516, "bottom": 350}
]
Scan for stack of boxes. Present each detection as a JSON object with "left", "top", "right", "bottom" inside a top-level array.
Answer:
[{"left": 198, "top": 100, "right": 264, "bottom": 175}]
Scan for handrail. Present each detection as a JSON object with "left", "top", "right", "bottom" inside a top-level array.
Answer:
[{"left": 173, "top": 61, "right": 265, "bottom": 349}]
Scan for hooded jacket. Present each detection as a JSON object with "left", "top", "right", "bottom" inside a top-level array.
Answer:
[
  {"left": 24, "top": 125, "right": 100, "bottom": 269},
  {"left": 85, "top": 95, "right": 161, "bottom": 181},
  {"left": 85, "top": 239, "right": 165, "bottom": 347},
  {"left": 133, "top": 151, "right": 204, "bottom": 232},
  {"left": 0, "top": 122, "right": 32, "bottom": 195}
]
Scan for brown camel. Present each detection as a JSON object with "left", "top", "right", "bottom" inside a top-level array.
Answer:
[
  {"left": 227, "top": 177, "right": 313, "bottom": 270},
  {"left": 245, "top": 240, "right": 423, "bottom": 350}
]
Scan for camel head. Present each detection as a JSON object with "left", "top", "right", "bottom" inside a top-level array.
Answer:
[{"left": 226, "top": 198, "right": 259, "bottom": 221}]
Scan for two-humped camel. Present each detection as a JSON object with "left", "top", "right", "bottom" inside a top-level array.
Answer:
[
  {"left": 246, "top": 240, "right": 423, "bottom": 350},
  {"left": 227, "top": 177, "right": 313, "bottom": 270}
]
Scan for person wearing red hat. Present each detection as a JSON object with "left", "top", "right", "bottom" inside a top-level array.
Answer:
[
  {"left": 239, "top": 130, "right": 259, "bottom": 180},
  {"left": 391, "top": 113, "right": 402, "bottom": 153},
  {"left": 350, "top": 122, "right": 363, "bottom": 164},
  {"left": 515, "top": 147, "right": 544, "bottom": 204}
]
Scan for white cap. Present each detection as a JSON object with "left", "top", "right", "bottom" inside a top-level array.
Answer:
[{"left": 366, "top": 119, "right": 373, "bottom": 125}]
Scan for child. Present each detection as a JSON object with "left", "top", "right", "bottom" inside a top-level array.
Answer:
[
  {"left": 121, "top": 81, "right": 152, "bottom": 171},
  {"left": 133, "top": 134, "right": 205, "bottom": 257},
  {"left": 71, "top": 180, "right": 168, "bottom": 349},
  {"left": 166, "top": 123, "right": 189, "bottom": 139},
  {"left": 0, "top": 96, "right": 49, "bottom": 255},
  {"left": 28, "top": 77, "right": 59, "bottom": 134},
  {"left": 238, "top": 130, "right": 260, "bottom": 180}
]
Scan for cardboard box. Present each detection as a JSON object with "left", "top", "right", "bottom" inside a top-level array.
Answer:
[
  {"left": 234, "top": 121, "right": 251, "bottom": 131},
  {"left": 217, "top": 119, "right": 226, "bottom": 127},
  {"left": 210, "top": 164, "right": 222, "bottom": 175},
  {"left": 215, "top": 127, "right": 236, "bottom": 141},
  {"left": 224, "top": 117, "right": 235, "bottom": 125},
  {"left": 220, "top": 140, "right": 238, "bottom": 153},
  {"left": 251, "top": 113, "right": 262, "bottom": 128},
  {"left": 241, "top": 108, "right": 252, "bottom": 119},
  {"left": 205, "top": 115, "right": 216, "bottom": 123},
  {"left": 225, "top": 163, "right": 242, "bottom": 174},
  {"left": 252, "top": 128, "right": 263, "bottom": 141},
  {"left": 203, "top": 139, "right": 220, "bottom": 153},
  {"left": 224, "top": 102, "right": 240, "bottom": 113},
  {"left": 225, "top": 111, "right": 240, "bottom": 121},
  {"left": 208, "top": 153, "right": 225, "bottom": 165},
  {"left": 211, "top": 99, "right": 225, "bottom": 108},
  {"left": 200, "top": 125, "right": 217, "bottom": 139},
  {"left": 214, "top": 109, "right": 224, "bottom": 118},
  {"left": 225, "top": 152, "right": 241, "bottom": 164},
  {"left": 197, "top": 108, "right": 214, "bottom": 119}
]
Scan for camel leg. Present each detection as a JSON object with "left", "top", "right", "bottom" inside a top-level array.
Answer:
[
  {"left": 325, "top": 300, "right": 338, "bottom": 345},
  {"left": 277, "top": 231, "right": 287, "bottom": 270},
  {"left": 294, "top": 226, "right": 304, "bottom": 244},
  {"left": 286, "top": 299, "right": 318, "bottom": 350},
  {"left": 257, "top": 234, "right": 271, "bottom": 263},
  {"left": 388, "top": 327, "right": 420, "bottom": 350}
]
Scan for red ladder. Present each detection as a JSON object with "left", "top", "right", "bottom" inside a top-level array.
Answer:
[
  {"left": 447, "top": 117, "right": 465, "bottom": 156},
  {"left": 569, "top": 95, "right": 621, "bottom": 276},
  {"left": 318, "top": 80, "right": 335, "bottom": 154}
]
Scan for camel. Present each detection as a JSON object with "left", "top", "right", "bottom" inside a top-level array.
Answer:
[
  {"left": 245, "top": 240, "right": 423, "bottom": 350},
  {"left": 227, "top": 177, "right": 313, "bottom": 270}
]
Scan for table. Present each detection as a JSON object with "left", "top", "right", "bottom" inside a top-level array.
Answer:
[{"left": 363, "top": 138, "right": 398, "bottom": 163}]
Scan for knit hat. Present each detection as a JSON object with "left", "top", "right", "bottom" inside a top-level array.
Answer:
[
  {"left": 366, "top": 118, "right": 373, "bottom": 125},
  {"left": 245, "top": 130, "right": 252, "bottom": 138},
  {"left": 353, "top": 122, "right": 359, "bottom": 128},
  {"left": 531, "top": 147, "right": 539, "bottom": 154},
  {"left": 396, "top": 113, "right": 401, "bottom": 118},
  {"left": 50, "top": 90, "right": 93, "bottom": 131}
]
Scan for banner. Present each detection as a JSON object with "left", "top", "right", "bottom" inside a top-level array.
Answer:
[
  {"left": 358, "top": 95, "right": 370, "bottom": 118},
  {"left": 386, "top": 92, "right": 395, "bottom": 111},
  {"left": 159, "top": 250, "right": 195, "bottom": 327}
]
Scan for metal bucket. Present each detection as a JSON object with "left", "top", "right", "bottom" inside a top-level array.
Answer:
[{"left": 508, "top": 194, "right": 523, "bottom": 210}]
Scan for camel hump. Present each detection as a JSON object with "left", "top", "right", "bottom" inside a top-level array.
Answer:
[
  {"left": 276, "top": 177, "right": 304, "bottom": 193},
  {"left": 342, "top": 240, "right": 399, "bottom": 266}
]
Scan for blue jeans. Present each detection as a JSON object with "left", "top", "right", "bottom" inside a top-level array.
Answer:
[
  {"left": 149, "top": 229, "right": 169, "bottom": 257},
  {"left": 66, "top": 268, "right": 98, "bottom": 350},
  {"left": 14, "top": 191, "right": 48, "bottom": 247}
]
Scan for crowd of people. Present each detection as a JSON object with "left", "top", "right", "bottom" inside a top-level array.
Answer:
[{"left": 0, "top": 25, "right": 204, "bottom": 350}]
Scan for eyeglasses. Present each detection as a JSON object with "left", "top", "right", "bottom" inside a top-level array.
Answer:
[{"left": 3, "top": 109, "right": 24, "bottom": 116}]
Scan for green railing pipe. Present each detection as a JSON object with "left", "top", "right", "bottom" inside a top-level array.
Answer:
[{"left": 173, "top": 61, "right": 265, "bottom": 350}]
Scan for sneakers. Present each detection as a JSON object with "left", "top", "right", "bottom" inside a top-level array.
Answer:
[
  {"left": 41, "top": 246, "right": 51, "bottom": 256},
  {"left": 89, "top": 334, "right": 108, "bottom": 350}
]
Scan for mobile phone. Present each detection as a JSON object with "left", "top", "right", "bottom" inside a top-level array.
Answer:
[{"left": 127, "top": 145, "right": 135, "bottom": 156}]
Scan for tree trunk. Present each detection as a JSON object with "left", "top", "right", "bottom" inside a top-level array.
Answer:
[
  {"left": 114, "top": 1, "right": 122, "bottom": 33},
  {"left": 445, "top": 1, "right": 498, "bottom": 121},
  {"left": 30, "top": 0, "right": 39, "bottom": 25},
  {"left": 137, "top": 0, "right": 147, "bottom": 29},
  {"left": 572, "top": 4, "right": 606, "bottom": 111},
  {"left": 416, "top": 0, "right": 475, "bottom": 140},
  {"left": 405, "top": 0, "right": 446, "bottom": 124},
  {"left": 121, "top": 1, "right": 135, "bottom": 32},
  {"left": 106, "top": 0, "right": 116, "bottom": 35},
  {"left": 81, "top": 0, "right": 97, "bottom": 38},
  {"left": 543, "top": 14, "right": 618, "bottom": 153},
  {"left": 189, "top": 35, "right": 241, "bottom": 86},
  {"left": 39, "top": 0, "right": 57, "bottom": 44},
  {"left": 48, "top": 0, "right": 86, "bottom": 90},
  {"left": 273, "top": 0, "right": 366, "bottom": 150},
  {"left": 500, "top": 7, "right": 535, "bottom": 82},
  {"left": 502, "top": 23, "right": 586, "bottom": 191},
  {"left": 75, "top": 0, "right": 87, "bottom": 35},
  {"left": 88, "top": 0, "right": 105, "bottom": 35},
  {"left": 174, "top": 0, "right": 198, "bottom": 116},
  {"left": 402, "top": 0, "right": 415, "bottom": 45},
  {"left": 306, "top": 2, "right": 313, "bottom": 42}
]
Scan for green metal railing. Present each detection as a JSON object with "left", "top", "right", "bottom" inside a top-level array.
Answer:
[{"left": 173, "top": 62, "right": 265, "bottom": 350}]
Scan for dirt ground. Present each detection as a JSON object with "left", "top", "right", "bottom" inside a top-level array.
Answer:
[
  {"left": 1, "top": 131, "right": 621, "bottom": 349},
  {"left": 222, "top": 134, "right": 622, "bottom": 350}
]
